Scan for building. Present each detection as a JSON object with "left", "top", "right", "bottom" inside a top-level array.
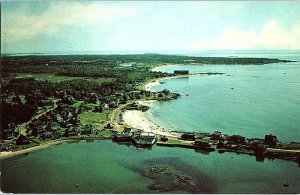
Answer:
[
  {"left": 194, "top": 139, "right": 211, "bottom": 148},
  {"left": 228, "top": 135, "right": 246, "bottom": 144},
  {"left": 174, "top": 70, "right": 189, "bottom": 75},
  {"left": 133, "top": 133, "right": 156, "bottom": 147},
  {"left": 263, "top": 134, "right": 278, "bottom": 147},
  {"left": 181, "top": 133, "right": 196, "bottom": 141}
]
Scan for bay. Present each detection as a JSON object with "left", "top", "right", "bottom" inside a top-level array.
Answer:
[
  {"left": 1, "top": 140, "right": 299, "bottom": 193},
  {"left": 148, "top": 58, "right": 300, "bottom": 142}
]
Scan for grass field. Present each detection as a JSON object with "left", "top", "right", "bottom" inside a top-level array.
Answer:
[
  {"left": 79, "top": 110, "right": 110, "bottom": 126},
  {"left": 15, "top": 73, "right": 115, "bottom": 83},
  {"left": 100, "top": 130, "right": 112, "bottom": 137}
]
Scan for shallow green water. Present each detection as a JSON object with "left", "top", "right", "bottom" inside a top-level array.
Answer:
[
  {"left": 1, "top": 141, "right": 299, "bottom": 193},
  {"left": 149, "top": 62, "right": 300, "bottom": 142}
]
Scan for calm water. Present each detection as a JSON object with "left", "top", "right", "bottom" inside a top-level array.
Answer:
[
  {"left": 1, "top": 141, "right": 300, "bottom": 193},
  {"left": 148, "top": 58, "right": 300, "bottom": 142}
]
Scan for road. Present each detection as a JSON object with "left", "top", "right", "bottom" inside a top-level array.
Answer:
[
  {"left": 109, "top": 101, "right": 134, "bottom": 132},
  {"left": 18, "top": 100, "right": 59, "bottom": 136}
]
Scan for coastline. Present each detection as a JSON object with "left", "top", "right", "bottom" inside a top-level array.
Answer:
[
  {"left": 0, "top": 64, "right": 213, "bottom": 159},
  {"left": 151, "top": 64, "right": 176, "bottom": 72},
  {"left": 123, "top": 100, "right": 180, "bottom": 138},
  {"left": 0, "top": 139, "right": 66, "bottom": 160},
  {"left": 124, "top": 64, "right": 189, "bottom": 138}
]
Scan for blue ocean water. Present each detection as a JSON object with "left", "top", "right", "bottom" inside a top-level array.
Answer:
[{"left": 148, "top": 51, "right": 300, "bottom": 142}]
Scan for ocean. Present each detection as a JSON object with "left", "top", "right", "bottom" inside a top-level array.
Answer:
[{"left": 148, "top": 51, "right": 300, "bottom": 142}]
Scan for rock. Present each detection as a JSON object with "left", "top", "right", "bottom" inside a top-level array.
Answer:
[{"left": 148, "top": 183, "right": 173, "bottom": 192}]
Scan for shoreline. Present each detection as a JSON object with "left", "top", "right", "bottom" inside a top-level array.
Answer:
[
  {"left": 0, "top": 139, "right": 66, "bottom": 160},
  {"left": 0, "top": 64, "right": 218, "bottom": 159},
  {"left": 125, "top": 64, "right": 201, "bottom": 138},
  {"left": 123, "top": 101, "right": 180, "bottom": 138},
  {"left": 131, "top": 64, "right": 201, "bottom": 137},
  {"left": 151, "top": 63, "right": 176, "bottom": 72},
  {"left": 144, "top": 72, "right": 216, "bottom": 92}
]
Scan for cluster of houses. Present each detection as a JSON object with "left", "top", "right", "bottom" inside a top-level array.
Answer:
[
  {"left": 179, "top": 131, "right": 283, "bottom": 158},
  {"left": 181, "top": 131, "right": 277, "bottom": 147},
  {"left": 112, "top": 128, "right": 157, "bottom": 148},
  {"left": 26, "top": 103, "right": 82, "bottom": 141}
]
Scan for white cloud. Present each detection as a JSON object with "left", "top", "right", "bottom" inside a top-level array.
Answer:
[
  {"left": 190, "top": 21, "right": 300, "bottom": 50},
  {"left": 1, "top": 2, "right": 138, "bottom": 43}
]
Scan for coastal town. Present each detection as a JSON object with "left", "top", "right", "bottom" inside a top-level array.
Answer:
[
  {"left": 1, "top": 54, "right": 299, "bottom": 167},
  {"left": 2, "top": 1, "right": 300, "bottom": 193}
]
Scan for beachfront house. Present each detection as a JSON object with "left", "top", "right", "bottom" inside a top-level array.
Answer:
[
  {"left": 194, "top": 139, "right": 211, "bottom": 149},
  {"left": 181, "top": 133, "right": 196, "bottom": 141},
  {"left": 263, "top": 134, "right": 278, "bottom": 147},
  {"left": 174, "top": 70, "right": 189, "bottom": 75},
  {"left": 228, "top": 135, "right": 246, "bottom": 144},
  {"left": 133, "top": 133, "right": 157, "bottom": 147}
]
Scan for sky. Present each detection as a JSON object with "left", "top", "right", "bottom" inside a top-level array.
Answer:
[{"left": 1, "top": 1, "right": 300, "bottom": 53}]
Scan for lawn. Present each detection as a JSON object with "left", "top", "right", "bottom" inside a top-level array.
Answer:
[
  {"left": 79, "top": 110, "right": 110, "bottom": 126},
  {"left": 100, "top": 130, "right": 112, "bottom": 137},
  {"left": 164, "top": 138, "right": 194, "bottom": 145},
  {"left": 15, "top": 73, "right": 115, "bottom": 83}
]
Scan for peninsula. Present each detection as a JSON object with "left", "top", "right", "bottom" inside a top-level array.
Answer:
[{"left": 1, "top": 54, "right": 299, "bottom": 166}]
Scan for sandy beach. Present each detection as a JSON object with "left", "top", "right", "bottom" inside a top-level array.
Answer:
[
  {"left": 151, "top": 64, "right": 176, "bottom": 72},
  {"left": 123, "top": 109, "right": 180, "bottom": 138},
  {"left": 130, "top": 64, "right": 204, "bottom": 138}
]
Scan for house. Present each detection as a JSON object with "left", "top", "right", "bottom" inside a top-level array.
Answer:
[
  {"left": 133, "top": 133, "right": 156, "bottom": 147},
  {"left": 55, "top": 114, "right": 63, "bottom": 123},
  {"left": 181, "top": 133, "right": 196, "bottom": 141},
  {"left": 65, "top": 127, "right": 78, "bottom": 137},
  {"left": 160, "top": 136, "right": 168, "bottom": 142},
  {"left": 93, "top": 106, "right": 103, "bottom": 113},
  {"left": 194, "top": 139, "right": 212, "bottom": 149},
  {"left": 124, "top": 127, "right": 132, "bottom": 134},
  {"left": 112, "top": 133, "right": 133, "bottom": 143},
  {"left": 263, "top": 134, "right": 278, "bottom": 147},
  {"left": 174, "top": 70, "right": 189, "bottom": 75},
  {"left": 2, "top": 128, "right": 14, "bottom": 140},
  {"left": 109, "top": 101, "right": 118, "bottom": 109},
  {"left": 211, "top": 131, "right": 224, "bottom": 140},
  {"left": 82, "top": 124, "right": 94, "bottom": 135},
  {"left": 61, "top": 95, "right": 76, "bottom": 105},
  {"left": 228, "top": 135, "right": 246, "bottom": 144},
  {"left": 89, "top": 93, "right": 100, "bottom": 104},
  {"left": 115, "top": 92, "right": 123, "bottom": 98},
  {"left": 36, "top": 126, "right": 45, "bottom": 134},
  {"left": 15, "top": 134, "right": 30, "bottom": 145}
]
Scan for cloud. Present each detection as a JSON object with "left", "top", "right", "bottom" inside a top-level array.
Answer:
[
  {"left": 1, "top": 2, "right": 138, "bottom": 44},
  {"left": 190, "top": 21, "right": 300, "bottom": 50}
]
